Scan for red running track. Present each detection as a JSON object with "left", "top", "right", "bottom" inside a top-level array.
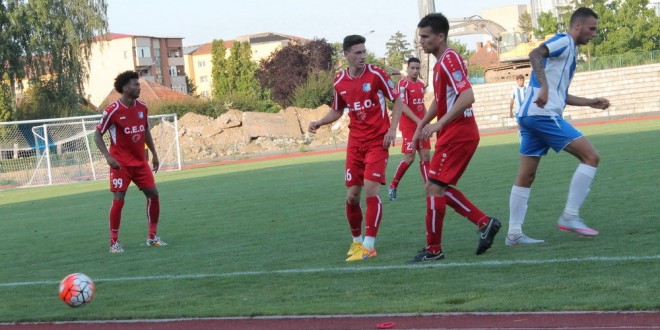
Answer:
[{"left": 2, "top": 311, "right": 659, "bottom": 329}]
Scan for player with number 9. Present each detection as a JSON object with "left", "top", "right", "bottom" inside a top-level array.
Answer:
[{"left": 94, "top": 71, "right": 167, "bottom": 254}]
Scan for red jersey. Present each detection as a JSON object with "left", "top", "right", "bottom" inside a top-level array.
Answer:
[
  {"left": 96, "top": 99, "right": 150, "bottom": 166},
  {"left": 433, "top": 48, "right": 480, "bottom": 143},
  {"left": 332, "top": 64, "right": 400, "bottom": 147},
  {"left": 397, "top": 77, "right": 426, "bottom": 132}
]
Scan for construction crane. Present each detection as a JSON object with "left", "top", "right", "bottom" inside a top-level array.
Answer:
[{"left": 416, "top": 0, "right": 545, "bottom": 82}]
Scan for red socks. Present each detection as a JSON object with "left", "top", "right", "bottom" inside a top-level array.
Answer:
[
  {"left": 147, "top": 196, "right": 160, "bottom": 239},
  {"left": 109, "top": 199, "right": 124, "bottom": 246},
  {"left": 425, "top": 196, "right": 446, "bottom": 254},
  {"left": 365, "top": 196, "right": 383, "bottom": 238},
  {"left": 390, "top": 160, "right": 410, "bottom": 188},
  {"left": 444, "top": 187, "right": 488, "bottom": 228},
  {"left": 346, "top": 200, "right": 363, "bottom": 238}
]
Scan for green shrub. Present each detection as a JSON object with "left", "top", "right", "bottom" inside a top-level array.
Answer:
[
  {"left": 149, "top": 99, "right": 225, "bottom": 118},
  {"left": 290, "top": 70, "right": 334, "bottom": 109},
  {"left": 216, "top": 91, "right": 280, "bottom": 113}
]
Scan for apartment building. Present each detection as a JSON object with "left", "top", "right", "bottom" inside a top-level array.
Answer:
[
  {"left": 86, "top": 33, "right": 187, "bottom": 107},
  {"left": 184, "top": 32, "right": 307, "bottom": 99}
]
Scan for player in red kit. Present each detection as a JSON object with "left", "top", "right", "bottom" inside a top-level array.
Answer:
[
  {"left": 387, "top": 57, "right": 431, "bottom": 201},
  {"left": 308, "top": 35, "right": 404, "bottom": 261},
  {"left": 408, "top": 13, "right": 500, "bottom": 263},
  {"left": 94, "top": 71, "right": 166, "bottom": 253}
]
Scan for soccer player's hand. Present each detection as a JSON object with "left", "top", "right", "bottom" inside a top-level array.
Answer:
[
  {"left": 383, "top": 128, "right": 396, "bottom": 149},
  {"left": 534, "top": 86, "right": 549, "bottom": 108},
  {"left": 308, "top": 121, "right": 320, "bottom": 133},
  {"left": 105, "top": 156, "right": 120, "bottom": 170},
  {"left": 421, "top": 122, "right": 442, "bottom": 140},
  {"left": 591, "top": 97, "right": 610, "bottom": 110},
  {"left": 412, "top": 127, "right": 422, "bottom": 146},
  {"left": 152, "top": 155, "right": 160, "bottom": 173}
]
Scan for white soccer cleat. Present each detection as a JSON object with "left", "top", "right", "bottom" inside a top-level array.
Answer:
[
  {"left": 505, "top": 233, "right": 545, "bottom": 246},
  {"left": 557, "top": 216, "right": 599, "bottom": 237}
]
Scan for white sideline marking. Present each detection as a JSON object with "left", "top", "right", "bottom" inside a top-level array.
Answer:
[{"left": 1, "top": 255, "right": 658, "bottom": 288}]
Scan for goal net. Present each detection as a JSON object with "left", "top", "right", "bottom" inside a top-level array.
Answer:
[{"left": 0, "top": 114, "right": 181, "bottom": 190}]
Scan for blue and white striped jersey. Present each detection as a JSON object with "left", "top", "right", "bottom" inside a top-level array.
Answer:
[{"left": 518, "top": 33, "right": 577, "bottom": 117}]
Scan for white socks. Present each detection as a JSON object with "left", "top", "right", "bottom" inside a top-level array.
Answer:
[
  {"left": 508, "top": 185, "right": 531, "bottom": 235},
  {"left": 563, "top": 164, "right": 597, "bottom": 219},
  {"left": 352, "top": 236, "right": 363, "bottom": 244},
  {"left": 362, "top": 236, "right": 375, "bottom": 250}
]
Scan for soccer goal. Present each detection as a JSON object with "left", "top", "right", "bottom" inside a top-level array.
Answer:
[{"left": 0, "top": 114, "right": 181, "bottom": 190}]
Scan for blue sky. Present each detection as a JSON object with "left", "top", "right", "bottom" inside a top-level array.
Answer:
[{"left": 107, "top": 0, "right": 527, "bottom": 56}]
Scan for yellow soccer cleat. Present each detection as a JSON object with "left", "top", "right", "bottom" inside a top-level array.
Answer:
[
  {"left": 345, "top": 246, "right": 377, "bottom": 261},
  {"left": 346, "top": 241, "right": 363, "bottom": 256}
]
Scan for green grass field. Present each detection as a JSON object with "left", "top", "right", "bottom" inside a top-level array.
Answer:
[{"left": 1, "top": 119, "right": 658, "bottom": 322}]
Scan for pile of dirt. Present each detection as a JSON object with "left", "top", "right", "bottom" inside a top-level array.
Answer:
[{"left": 151, "top": 105, "right": 350, "bottom": 162}]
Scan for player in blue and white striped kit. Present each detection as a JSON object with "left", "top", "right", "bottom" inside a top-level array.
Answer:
[{"left": 506, "top": 7, "right": 610, "bottom": 246}]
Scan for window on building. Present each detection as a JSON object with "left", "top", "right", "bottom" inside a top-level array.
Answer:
[
  {"left": 135, "top": 47, "right": 151, "bottom": 58},
  {"left": 169, "top": 66, "right": 177, "bottom": 76},
  {"left": 201, "top": 91, "right": 209, "bottom": 98},
  {"left": 200, "top": 76, "right": 208, "bottom": 83},
  {"left": 197, "top": 60, "right": 206, "bottom": 67}
]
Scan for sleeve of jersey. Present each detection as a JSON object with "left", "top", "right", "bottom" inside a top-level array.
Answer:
[
  {"left": 543, "top": 34, "right": 570, "bottom": 58},
  {"left": 398, "top": 80, "right": 408, "bottom": 104},
  {"left": 95, "top": 104, "right": 117, "bottom": 133},
  {"left": 442, "top": 51, "right": 472, "bottom": 94},
  {"left": 331, "top": 72, "right": 347, "bottom": 111},
  {"left": 370, "top": 65, "right": 400, "bottom": 101}
]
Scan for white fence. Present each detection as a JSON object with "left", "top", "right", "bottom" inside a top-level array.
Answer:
[{"left": 0, "top": 114, "right": 181, "bottom": 190}]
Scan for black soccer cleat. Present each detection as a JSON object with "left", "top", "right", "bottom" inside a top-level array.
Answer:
[
  {"left": 407, "top": 248, "right": 445, "bottom": 263},
  {"left": 476, "top": 217, "right": 501, "bottom": 255}
]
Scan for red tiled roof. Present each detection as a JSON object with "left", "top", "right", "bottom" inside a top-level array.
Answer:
[
  {"left": 97, "top": 78, "right": 195, "bottom": 109},
  {"left": 91, "top": 33, "right": 133, "bottom": 42},
  {"left": 191, "top": 40, "right": 235, "bottom": 55}
]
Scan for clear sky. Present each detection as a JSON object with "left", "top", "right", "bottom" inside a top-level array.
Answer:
[{"left": 107, "top": 0, "right": 528, "bottom": 57}]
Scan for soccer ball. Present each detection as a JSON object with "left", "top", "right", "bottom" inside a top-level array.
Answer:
[{"left": 58, "top": 273, "right": 95, "bottom": 307}]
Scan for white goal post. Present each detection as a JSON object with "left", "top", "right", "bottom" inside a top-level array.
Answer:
[{"left": 0, "top": 114, "right": 181, "bottom": 190}]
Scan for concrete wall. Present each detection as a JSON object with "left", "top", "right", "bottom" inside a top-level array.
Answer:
[{"left": 470, "top": 63, "right": 660, "bottom": 131}]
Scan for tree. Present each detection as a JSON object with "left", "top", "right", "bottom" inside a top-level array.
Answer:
[
  {"left": 385, "top": 31, "right": 414, "bottom": 70},
  {"left": 534, "top": 11, "right": 559, "bottom": 38},
  {"left": 257, "top": 39, "right": 334, "bottom": 107},
  {"left": 448, "top": 39, "right": 473, "bottom": 60},
  {"left": 518, "top": 11, "right": 533, "bottom": 41},
  {"left": 0, "top": 0, "right": 108, "bottom": 120},
  {"left": 590, "top": 0, "right": 660, "bottom": 56},
  {"left": 211, "top": 39, "right": 229, "bottom": 98},
  {"left": 184, "top": 75, "right": 197, "bottom": 96}
]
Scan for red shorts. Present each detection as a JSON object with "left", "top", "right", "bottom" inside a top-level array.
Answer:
[
  {"left": 109, "top": 163, "right": 155, "bottom": 192},
  {"left": 428, "top": 140, "right": 479, "bottom": 186},
  {"left": 401, "top": 130, "right": 431, "bottom": 154},
  {"left": 345, "top": 144, "right": 389, "bottom": 186}
]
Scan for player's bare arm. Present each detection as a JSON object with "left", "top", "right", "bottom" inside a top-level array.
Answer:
[
  {"left": 308, "top": 109, "right": 343, "bottom": 133},
  {"left": 566, "top": 94, "right": 610, "bottom": 110},
  {"left": 385, "top": 97, "right": 405, "bottom": 148},
  {"left": 93, "top": 130, "right": 120, "bottom": 169},
  {"left": 421, "top": 88, "right": 475, "bottom": 140},
  {"left": 529, "top": 45, "right": 550, "bottom": 108},
  {"left": 401, "top": 103, "right": 421, "bottom": 124},
  {"left": 145, "top": 129, "right": 160, "bottom": 173}
]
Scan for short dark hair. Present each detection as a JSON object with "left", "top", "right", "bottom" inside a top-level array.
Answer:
[
  {"left": 407, "top": 57, "right": 421, "bottom": 65},
  {"left": 114, "top": 70, "right": 139, "bottom": 93},
  {"left": 570, "top": 7, "right": 598, "bottom": 26},
  {"left": 343, "top": 35, "right": 366, "bottom": 52},
  {"left": 418, "top": 13, "right": 449, "bottom": 37}
]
